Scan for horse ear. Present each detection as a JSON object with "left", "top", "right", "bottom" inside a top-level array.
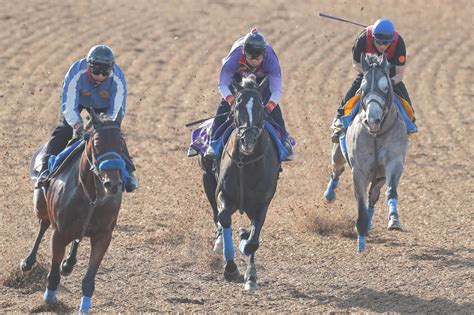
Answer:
[
  {"left": 231, "top": 79, "right": 243, "bottom": 93},
  {"left": 258, "top": 76, "right": 269, "bottom": 95},
  {"left": 380, "top": 54, "right": 389, "bottom": 72},
  {"left": 360, "top": 53, "right": 369, "bottom": 72}
]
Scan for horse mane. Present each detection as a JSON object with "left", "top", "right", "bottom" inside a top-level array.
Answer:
[
  {"left": 242, "top": 75, "right": 258, "bottom": 89},
  {"left": 366, "top": 53, "right": 382, "bottom": 67}
]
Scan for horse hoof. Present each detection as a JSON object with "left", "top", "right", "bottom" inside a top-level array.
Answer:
[
  {"left": 20, "top": 258, "right": 35, "bottom": 272},
  {"left": 244, "top": 280, "right": 259, "bottom": 291},
  {"left": 224, "top": 263, "right": 240, "bottom": 282},
  {"left": 60, "top": 261, "right": 74, "bottom": 276},
  {"left": 388, "top": 217, "right": 402, "bottom": 230},
  {"left": 323, "top": 189, "right": 336, "bottom": 203},
  {"left": 43, "top": 288, "right": 57, "bottom": 305}
]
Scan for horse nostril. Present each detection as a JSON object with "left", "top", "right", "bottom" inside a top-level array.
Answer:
[{"left": 104, "top": 181, "right": 112, "bottom": 190}]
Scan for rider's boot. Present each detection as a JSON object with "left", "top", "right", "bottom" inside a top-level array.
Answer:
[
  {"left": 187, "top": 144, "right": 199, "bottom": 157},
  {"left": 125, "top": 172, "right": 138, "bottom": 193},
  {"left": 282, "top": 137, "right": 294, "bottom": 161},
  {"left": 331, "top": 116, "right": 344, "bottom": 144}
]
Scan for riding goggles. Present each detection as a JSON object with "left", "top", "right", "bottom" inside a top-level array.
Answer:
[
  {"left": 90, "top": 64, "right": 112, "bottom": 76},
  {"left": 245, "top": 53, "right": 264, "bottom": 62}
]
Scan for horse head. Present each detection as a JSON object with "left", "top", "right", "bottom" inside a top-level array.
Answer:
[
  {"left": 231, "top": 75, "right": 267, "bottom": 155},
  {"left": 360, "top": 53, "right": 393, "bottom": 133},
  {"left": 85, "top": 110, "right": 125, "bottom": 196}
]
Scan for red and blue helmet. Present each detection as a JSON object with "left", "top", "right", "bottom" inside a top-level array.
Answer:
[{"left": 373, "top": 18, "right": 395, "bottom": 43}]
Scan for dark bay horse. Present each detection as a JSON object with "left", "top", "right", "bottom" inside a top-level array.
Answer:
[
  {"left": 324, "top": 53, "right": 408, "bottom": 252},
  {"left": 21, "top": 110, "right": 125, "bottom": 312},
  {"left": 199, "top": 75, "right": 280, "bottom": 291}
]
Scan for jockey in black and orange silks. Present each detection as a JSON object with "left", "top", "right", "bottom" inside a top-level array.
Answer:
[{"left": 331, "top": 18, "right": 417, "bottom": 143}]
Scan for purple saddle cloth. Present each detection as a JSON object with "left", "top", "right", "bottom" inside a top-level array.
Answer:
[{"left": 189, "top": 118, "right": 295, "bottom": 161}]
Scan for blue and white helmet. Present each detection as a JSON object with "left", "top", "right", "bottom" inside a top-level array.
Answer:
[{"left": 373, "top": 18, "right": 395, "bottom": 43}]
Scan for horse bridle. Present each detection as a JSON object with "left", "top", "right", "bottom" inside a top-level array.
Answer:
[
  {"left": 80, "top": 124, "right": 124, "bottom": 207},
  {"left": 360, "top": 65, "right": 393, "bottom": 133}
]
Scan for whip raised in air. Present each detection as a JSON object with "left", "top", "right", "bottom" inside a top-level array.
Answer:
[{"left": 319, "top": 13, "right": 367, "bottom": 28}]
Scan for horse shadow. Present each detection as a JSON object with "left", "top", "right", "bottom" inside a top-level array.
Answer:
[{"left": 333, "top": 287, "right": 473, "bottom": 313}]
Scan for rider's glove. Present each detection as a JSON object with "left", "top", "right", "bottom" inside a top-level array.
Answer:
[
  {"left": 225, "top": 95, "right": 235, "bottom": 106},
  {"left": 73, "top": 122, "right": 85, "bottom": 138},
  {"left": 264, "top": 101, "right": 277, "bottom": 113}
]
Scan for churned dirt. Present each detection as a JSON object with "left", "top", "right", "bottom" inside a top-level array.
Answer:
[{"left": 0, "top": 0, "right": 472, "bottom": 313}]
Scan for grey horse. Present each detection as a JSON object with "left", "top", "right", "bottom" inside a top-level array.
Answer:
[{"left": 324, "top": 53, "right": 408, "bottom": 252}]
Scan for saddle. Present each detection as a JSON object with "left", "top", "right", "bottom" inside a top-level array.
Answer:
[
  {"left": 341, "top": 94, "right": 416, "bottom": 133},
  {"left": 189, "top": 118, "right": 295, "bottom": 162}
]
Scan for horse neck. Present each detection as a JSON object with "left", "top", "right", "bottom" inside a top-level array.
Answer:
[{"left": 79, "top": 141, "right": 97, "bottom": 193}]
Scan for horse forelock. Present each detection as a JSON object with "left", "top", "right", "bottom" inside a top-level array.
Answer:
[
  {"left": 242, "top": 75, "right": 258, "bottom": 89},
  {"left": 366, "top": 54, "right": 381, "bottom": 67}
]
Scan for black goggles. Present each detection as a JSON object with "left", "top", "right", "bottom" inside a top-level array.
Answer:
[
  {"left": 91, "top": 65, "right": 112, "bottom": 76},
  {"left": 374, "top": 39, "right": 391, "bottom": 46}
]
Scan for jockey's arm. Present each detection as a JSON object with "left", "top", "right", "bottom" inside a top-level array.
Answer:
[
  {"left": 218, "top": 47, "right": 240, "bottom": 101},
  {"left": 106, "top": 65, "right": 127, "bottom": 121},
  {"left": 391, "top": 65, "right": 405, "bottom": 85}
]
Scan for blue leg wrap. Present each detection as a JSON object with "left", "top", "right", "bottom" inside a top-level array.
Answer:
[
  {"left": 388, "top": 198, "right": 398, "bottom": 218},
  {"left": 367, "top": 207, "right": 375, "bottom": 231},
  {"left": 222, "top": 227, "right": 234, "bottom": 261},
  {"left": 43, "top": 288, "right": 57, "bottom": 304},
  {"left": 80, "top": 296, "right": 92, "bottom": 313},
  {"left": 357, "top": 235, "right": 366, "bottom": 253},
  {"left": 324, "top": 177, "right": 339, "bottom": 202},
  {"left": 238, "top": 239, "right": 251, "bottom": 257}
]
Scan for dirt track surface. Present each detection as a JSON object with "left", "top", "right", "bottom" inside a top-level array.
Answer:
[{"left": 1, "top": 0, "right": 473, "bottom": 313}]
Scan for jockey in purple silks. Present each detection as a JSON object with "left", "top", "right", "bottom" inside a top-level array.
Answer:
[{"left": 188, "top": 28, "right": 294, "bottom": 161}]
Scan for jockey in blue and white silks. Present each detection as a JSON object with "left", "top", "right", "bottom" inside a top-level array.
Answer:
[
  {"left": 36, "top": 45, "right": 138, "bottom": 192},
  {"left": 188, "top": 28, "right": 293, "bottom": 161},
  {"left": 61, "top": 59, "right": 126, "bottom": 129}
]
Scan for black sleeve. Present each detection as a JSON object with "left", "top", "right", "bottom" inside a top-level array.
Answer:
[
  {"left": 352, "top": 31, "right": 366, "bottom": 63},
  {"left": 391, "top": 35, "right": 406, "bottom": 66}
]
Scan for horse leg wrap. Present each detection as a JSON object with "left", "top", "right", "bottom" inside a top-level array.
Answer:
[
  {"left": 388, "top": 198, "right": 398, "bottom": 218},
  {"left": 357, "top": 235, "right": 366, "bottom": 253},
  {"left": 222, "top": 227, "right": 234, "bottom": 261},
  {"left": 324, "top": 176, "right": 339, "bottom": 201},
  {"left": 80, "top": 296, "right": 92, "bottom": 313},
  {"left": 367, "top": 207, "right": 375, "bottom": 230},
  {"left": 43, "top": 288, "right": 57, "bottom": 304}
]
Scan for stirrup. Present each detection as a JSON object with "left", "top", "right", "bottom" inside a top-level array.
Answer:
[
  {"left": 283, "top": 140, "right": 294, "bottom": 162},
  {"left": 203, "top": 146, "right": 216, "bottom": 160}
]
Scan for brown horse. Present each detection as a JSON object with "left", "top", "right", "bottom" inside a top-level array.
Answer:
[{"left": 21, "top": 110, "right": 125, "bottom": 312}]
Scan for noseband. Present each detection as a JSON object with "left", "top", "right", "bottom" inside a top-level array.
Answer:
[{"left": 80, "top": 124, "right": 124, "bottom": 207}]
